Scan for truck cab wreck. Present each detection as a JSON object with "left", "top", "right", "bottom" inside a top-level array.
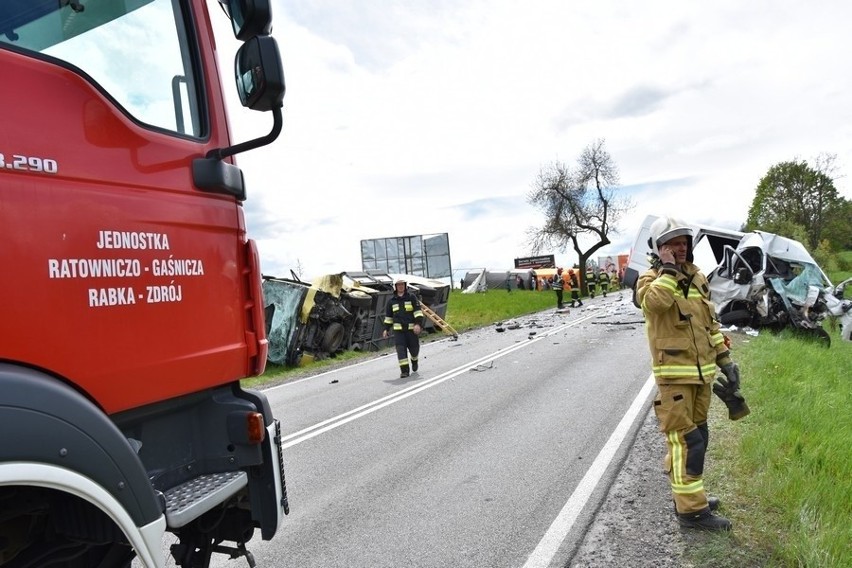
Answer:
[
  {"left": 1, "top": 1, "right": 288, "bottom": 567},
  {"left": 625, "top": 215, "right": 852, "bottom": 346},
  {"left": 263, "top": 271, "right": 452, "bottom": 366}
]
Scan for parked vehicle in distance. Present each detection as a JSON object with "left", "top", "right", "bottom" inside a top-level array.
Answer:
[{"left": 624, "top": 215, "right": 852, "bottom": 345}]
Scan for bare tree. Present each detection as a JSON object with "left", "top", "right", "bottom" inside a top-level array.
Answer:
[{"left": 526, "top": 139, "right": 632, "bottom": 294}]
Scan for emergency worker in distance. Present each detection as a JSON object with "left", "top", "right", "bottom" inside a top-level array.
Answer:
[
  {"left": 568, "top": 269, "right": 582, "bottom": 308},
  {"left": 637, "top": 216, "right": 748, "bottom": 532},
  {"left": 586, "top": 266, "right": 597, "bottom": 298},
  {"left": 598, "top": 269, "right": 609, "bottom": 297},
  {"left": 383, "top": 278, "right": 425, "bottom": 378},
  {"left": 610, "top": 270, "right": 620, "bottom": 291},
  {"left": 552, "top": 267, "right": 565, "bottom": 309}
]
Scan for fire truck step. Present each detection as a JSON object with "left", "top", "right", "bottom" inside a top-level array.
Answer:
[{"left": 163, "top": 471, "right": 247, "bottom": 528}]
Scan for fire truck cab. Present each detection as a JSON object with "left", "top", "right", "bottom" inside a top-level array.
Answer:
[{"left": 1, "top": 1, "right": 287, "bottom": 566}]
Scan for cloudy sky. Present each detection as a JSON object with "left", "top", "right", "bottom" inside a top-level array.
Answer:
[{"left": 211, "top": 0, "right": 851, "bottom": 281}]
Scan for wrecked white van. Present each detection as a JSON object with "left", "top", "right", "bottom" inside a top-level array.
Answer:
[{"left": 624, "top": 215, "right": 852, "bottom": 345}]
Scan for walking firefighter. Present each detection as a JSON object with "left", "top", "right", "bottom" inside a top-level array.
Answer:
[
  {"left": 568, "top": 269, "right": 583, "bottom": 307},
  {"left": 598, "top": 269, "right": 610, "bottom": 297},
  {"left": 585, "top": 266, "right": 597, "bottom": 298},
  {"left": 382, "top": 278, "right": 425, "bottom": 378}
]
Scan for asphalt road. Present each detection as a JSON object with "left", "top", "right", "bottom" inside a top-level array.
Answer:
[{"left": 213, "top": 293, "right": 653, "bottom": 568}]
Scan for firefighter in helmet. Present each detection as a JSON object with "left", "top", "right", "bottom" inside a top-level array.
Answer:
[
  {"left": 585, "top": 266, "right": 597, "bottom": 298},
  {"left": 383, "top": 278, "right": 425, "bottom": 378},
  {"left": 568, "top": 269, "right": 582, "bottom": 308},
  {"left": 598, "top": 268, "right": 610, "bottom": 297},
  {"left": 637, "top": 216, "right": 749, "bottom": 531}
]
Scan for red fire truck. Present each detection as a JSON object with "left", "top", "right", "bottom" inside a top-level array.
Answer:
[{"left": 0, "top": 1, "right": 287, "bottom": 566}]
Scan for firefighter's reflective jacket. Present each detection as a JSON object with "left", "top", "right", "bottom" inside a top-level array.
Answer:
[
  {"left": 384, "top": 291, "right": 425, "bottom": 332},
  {"left": 637, "top": 261, "right": 731, "bottom": 385},
  {"left": 551, "top": 273, "right": 563, "bottom": 291},
  {"left": 586, "top": 269, "right": 597, "bottom": 289}
]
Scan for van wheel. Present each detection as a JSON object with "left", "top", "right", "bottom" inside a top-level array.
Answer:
[{"left": 719, "top": 309, "right": 752, "bottom": 327}]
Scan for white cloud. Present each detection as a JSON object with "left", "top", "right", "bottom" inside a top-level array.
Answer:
[{"left": 212, "top": 0, "right": 852, "bottom": 279}]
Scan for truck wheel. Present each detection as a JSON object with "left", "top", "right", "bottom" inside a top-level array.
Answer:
[{"left": 321, "top": 322, "right": 345, "bottom": 352}]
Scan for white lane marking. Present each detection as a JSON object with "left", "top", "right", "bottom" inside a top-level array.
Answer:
[
  {"left": 280, "top": 313, "right": 599, "bottom": 449},
  {"left": 521, "top": 373, "right": 656, "bottom": 568},
  {"left": 267, "top": 308, "right": 599, "bottom": 390}
]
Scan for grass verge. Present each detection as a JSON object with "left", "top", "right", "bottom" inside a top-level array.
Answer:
[
  {"left": 444, "top": 288, "right": 561, "bottom": 331},
  {"left": 697, "top": 330, "right": 852, "bottom": 567}
]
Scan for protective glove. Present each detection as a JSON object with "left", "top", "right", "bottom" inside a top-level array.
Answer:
[
  {"left": 713, "top": 375, "right": 750, "bottom": 420},
  {"left": 719, "top": 362, "right": 740, "bottom": 391}
]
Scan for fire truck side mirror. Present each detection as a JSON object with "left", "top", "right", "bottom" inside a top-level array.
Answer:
[
  {"left": 224, "top": 0, "right": 273, "bottom": 41},
  {"left": 235, "top": 36, "right": 285, "bottom": 112}
]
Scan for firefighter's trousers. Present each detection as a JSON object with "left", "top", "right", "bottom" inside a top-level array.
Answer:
[
  {"left": 652, "top": 382, "right": 713, "bottom": 514},
  {"left": 394, "top": 330, "right": 420, "bottom": 373}
]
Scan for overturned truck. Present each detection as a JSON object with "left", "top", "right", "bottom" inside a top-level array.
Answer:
[
  {"left": 624, "top": 215, "right": 852, "bottom": 346},
  {"left": 263, "top": 272, "right": 451, "bottom": 366}
]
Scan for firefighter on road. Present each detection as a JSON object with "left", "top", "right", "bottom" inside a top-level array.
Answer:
[
  {"left": 637, "top": 216, "right": 748, "bottom": 532},
  {"left": 383, "top": 278, "right": 425, "bottom": 378},
  {"left": 598, "top": 269, "right": 610, "bottom": 297},
  {"left": 552, "top": 267, "right": 565, "bottom": 309},
  {"left": 586, "top": 266, "right": 597, "bottom": 298},
  {"left": 568, "top": 269, "right": 582, "bottom": 308}
]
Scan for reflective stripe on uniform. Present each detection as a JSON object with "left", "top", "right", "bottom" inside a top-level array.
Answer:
[
  {"left": 653, "top": 363, "right": 716, "bottom": 380},
  {"left": 653, "top": 274, "right": 678, "bottom": 293},
  {"left": 667, "top": 430, "right": 704, "bottom": 494}
]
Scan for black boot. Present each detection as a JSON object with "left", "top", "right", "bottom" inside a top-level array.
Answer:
[
  {"left": 674, "top": 496, "right": 720, "bottom": 513},
  {"left": 412, "top": 360, "right": 418, "bottom": 372},
  {"left": 677, "top": 507, "right": 732, "bottom": 531}
]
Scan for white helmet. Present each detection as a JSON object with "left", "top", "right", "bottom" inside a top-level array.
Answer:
[
  {"left": 648, "top": 217, "right": 694, "bottom": 262},
  {"left": 394, "top": 278, "right": 407, "bottom": 287}
]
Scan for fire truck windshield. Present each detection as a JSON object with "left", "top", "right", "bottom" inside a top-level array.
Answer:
[{"left": 0, "top": 0, "right": 202, "bottom": 136}]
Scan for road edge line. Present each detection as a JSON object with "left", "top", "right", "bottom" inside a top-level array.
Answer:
[{"left": 521, "top": 373, "right": 656, "bottom": 568}]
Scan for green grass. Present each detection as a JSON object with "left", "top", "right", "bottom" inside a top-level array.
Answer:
[
  {"left": 832, "top": 252, "right": 852, "bottom": 298},
  {"left": 444, "top": 288, "right": 561, "bottom": 331},
  {"left": 242, "top": 349, "right": 366, "bottom": 387},
  {"left": 699, "top": 330, "right": 852, "bottom": 567}
]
